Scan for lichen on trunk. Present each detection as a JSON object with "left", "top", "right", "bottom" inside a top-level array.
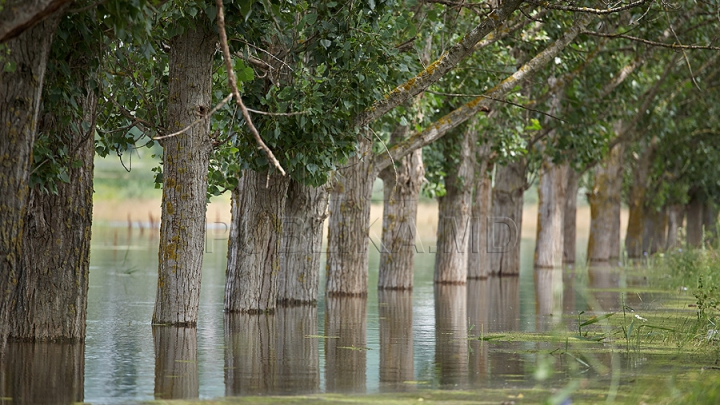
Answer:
[
  {"left": 154, "top": 25, "right": 215, "bottom": 326},
  {"left": 588, "top": 144, "right": 624, "bottom": 263},
  {"left": 534, "top": 160, "right": 569, "bottom": 269},
  {"left": 489, "top": 160, "right": 525, "bottom": 275}
]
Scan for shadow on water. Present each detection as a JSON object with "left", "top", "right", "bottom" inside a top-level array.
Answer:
[{"left": 0, "top": 342, "right": 84, "bottom": 405}]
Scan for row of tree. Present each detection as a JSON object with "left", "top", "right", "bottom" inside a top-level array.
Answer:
[{"left": 1, "top": 0, "right": 718, "bottom": 350}]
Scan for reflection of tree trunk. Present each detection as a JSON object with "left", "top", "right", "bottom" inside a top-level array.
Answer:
[
  {"left": 435, "top": 125, "right": 476, "bottom": 283},
  {"left": 666, "top": 205, "right": 684, "bottom": 249},
  {"left": 378, "top": 290, "right": 414, "bottom": 391},
  {"left": 378, "top": 126, "right": 424, "bottom": 290},
  {"left": 686, "top": 193, "right": 704, "bottom": 248},
  {"left": 154, "top": 25, "right": 215, "bottom": 325},
  {"left": 325, "top": 297, "right": 367, "bottom": 393},
  {"left": 588, "top": 145, "right": 624, "bottom": 262},
  {"left": 467, "top": 279, "right": 490, "bottom": 383},
  {"left": 434, "top": 284, "right": 468, "bottom": 388},
  {"left": 276, "top": 306, "right": 319, "bottom": 394},
  {"left": 153, "top": 326, "right": 199, "bottom": 400},
  {"left": 0, "top": 342, "right": 84, "bottom": 405},
  {"left": 278, "top": 180, "right": 328, "bottom": 305},
  {"left": 487, "top": 276, "right": 521, "bottom": 332},
  {"left": 535, "top": 160, "right": 568, "bottom": 268},
  {"left": 224, "top": 313, "right": 277, "bottom": 396},
  {"left": 0, "top": 14, "right": 59, "bottom": 352},
  {"left": 225, "top": 170, "right": 290, "bottom": 313},
  {"left": 326, "top": 137, "right": 375, "bottom": 296},
  {"left": 489, "top": 160, "right": 525, "bottom": 275},
  {"left": 563, "top": 169, "right": 579, "bottom": 264},
  {"left": 587, "top": 263, "right": 621, "bottom": 311},
  {"left": 534, "top": 269, "right": 563, "bottom": 332}
]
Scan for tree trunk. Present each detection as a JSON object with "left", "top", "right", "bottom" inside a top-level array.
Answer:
[
  {"left": 378, "top": 127, "right": 424, "bottom": 290},
  {"left": 225, "top": 170, "right": 290, "bottom": 313},
  {"left": 434, "top": 284, "right": 468, "bottom": 388},
  {"left": 666, "top": 204, "right": 684, "bottom": 250},
  {"left": 588, "top": 144, "right": 624, "bottom": 263},
  {"left": 276, "top": 305, "right": 319, "bottom": 394},
  {"left": 0, "top": 15, "right": 58, "bottom": 350},
  {"left": 324, "top": 296, "right": 367, "bottom": 393},
  {"left": 562, "top": 168, "right": 579, "bottom": 264},
  {"left": 378, "top": 290, "right": 414, "bottom": 391},
  {"left": 278, "top": 180, "right": 328, "bottom": 305},
  {"left": 11, "top": 89, "right": 96, "bottom": 342},
  {"left": 153, "top": 326, "right": 199, "bottom": 400},
  {"left": 224, "top": 313, "right": 277, "bottom": 395},
  {"left": 703, "top": 200, "right": 718, "bottom": 245},
  {"left": 468, "top": 146, "right": 493, "bottom": 279},
  {"left": 625, "top": 145, "right": 654, "bottom": 258},
  {"left": 326, "top": 137, "right": 376, "bottom": 296},
  {"left": 435, "top": 125, "right": 476, "bottom": 283},
  {"left": 0, "top": 342, "right": 83, "bottom": 403},
  {"left": 686, "top": 192, "right": 704, "bottom": 248},
  {"left": 153, "top": 26, "right": 215, "bottom": 326},
  {"left": 489, "top": 160, "right": 525, "bottom": 275},
  {"left": 534, "top": 161, "right": 569, "bottom": 269},
  {"left": 642, "top": 206, "right": 666, "bottom": 255}
]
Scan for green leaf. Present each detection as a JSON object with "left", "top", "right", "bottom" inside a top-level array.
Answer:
[
  {"left": 3, "top": 61, "right": 16, "bottom": 73},
  {"left": 238, "top": 0, "right": 253, "bottom": 21},
  {"left": 579, "top": 313, "right": 615, "bottom": 327},
  {"left": 320, "top": 39, "right": 332, "bottom": 49}
]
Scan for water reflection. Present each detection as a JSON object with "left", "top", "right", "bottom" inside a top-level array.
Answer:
[
  {"left": 588, "top": 263, "right": 622, "bottom": 311},
  {"left": 535, "top": 268, "right": 564, "bottom": 331},
  {"left": 325, "top": 297, "right": 367, "bottom": 393},
  {"left": 434, "top": 284, "right": 468, "bottom": 388},
  {"left": 486, "top": 277, "right": 520, "bottom": 332},
  {"left": 224, "top": 313, "right": 277, "bottom": 395},
  {"left": 277, "top": 305, "right": 320, "bottom": 394},
  {"left": 153, "top": 326, "right": 199, "bottom": 400},
  {"left": 0, "top": 342, "right": 84, "bottom": 405},
  {"left": 378, "top": 290, "right": 414, "bottom": 391}
]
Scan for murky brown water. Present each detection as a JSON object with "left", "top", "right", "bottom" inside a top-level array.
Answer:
[{"left": 0, "top": 224, "right": 676, "bottom": 404}]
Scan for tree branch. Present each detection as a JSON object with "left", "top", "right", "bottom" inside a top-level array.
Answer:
[
  {"left": 581, "top": 31, "right": 720, "bottom": 51},
  {"left": 373, "top": 13, "right": 594, "bottom": 173},
  {"left": 215, "top": 0, "right": 286, "bottom": 176},
  {"left": 527, "top": 0, "right": 653, "bottom": 15},
  {"left": 0, "top": 0, "right": 72, "bottom": 43},
  {"left": 354, "top": 0, "right": 525, "bottom": 128}
]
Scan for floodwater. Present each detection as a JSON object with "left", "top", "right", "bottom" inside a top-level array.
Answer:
[{"left": 0, "top": 223, "right": 692, "bottom": 404}]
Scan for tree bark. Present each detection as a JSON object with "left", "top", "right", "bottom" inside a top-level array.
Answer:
[
  {"left": 686, "top": 192, "right": 704, "bottom": 248},
  {"left": 642, "top": 206, "right": 666, "bottom": 255},
  {"left": 666, "top": 204, "right": 684, "bottom": 250},
  {"left": 0, "top": 15, "right": 58, "bottom": 350},
  {"left": 434, "top": 284, "right": 468, "bottom": 388},
  {"left": 489, "top": 160, "right": 525, "bottom": 275},
  {"left": 224, "top": 313, "right": 277, "bottom": 395},
  {"left": 153, "top": 326, "right": 199, "bottom": 400},
  {"left": 535, "top": 160, "right": 569, "bottom": 269},
  {"left": 11, "top": 89, "right": 96, "bottom": 342},
  {"left": 378, "top": 127, "right": 424, "bottom": 290},
  {"left": 625, "top": 144, "right": 654, "bottom": 258},
  {"left": 703, "top": 200, "right": 718, "bottom": 245},
  {"left": 324, "top": 296, "right": 367, "bottom": 393},
  {"left": 0, "top": 0, "right": 71, "bottom": 43},
  {"left": 588, "top": 144, "right": 624, "bottom": 262},
  {"left": 562, "top": 168, "right": 579, "bottom": 264},
  {"left": 435, "top": 125, "right": 476, "bottom": 284},
  {"left": 468, "top": 146, "right": 493, "bottom": 279},
  {"left": 326, "top": 137, "right": 375, "bottom": 296},
  {"left": 153, "top": 25, "right": 215, "bottom": 326},
  {"left": 0, "top": 342, "right": 84, "bottom": 403},
  {"left": 276, "top": 305, "right": 320, "bottom": 394},
  {"left": 225, "top": 170, "right": 290, "bottom": 313},
  {"left": 378, "top": 290, "right": 414, "bottom": 391},
  {"left": 278, "top": 180, "right": 328, "bottom": 305}
]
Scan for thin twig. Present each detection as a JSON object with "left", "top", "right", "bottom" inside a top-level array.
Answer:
[
  {"left": 215, "top": 0, "right": 286, "bottom": 176},
  {"left": 426, "top": 90, "right": 567, "bottom": 123},
  {"left": 527, "top": 0, "right": 653, "bottom": 15},
  {"left": 153, "top": 93, "right": 233, "bottom": 140},
  {"left": 581, "top": 31, "right": 720, "bottom": 50},
  {"left": 246, "top": 107, "right": 309, "bottom": 116}
]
